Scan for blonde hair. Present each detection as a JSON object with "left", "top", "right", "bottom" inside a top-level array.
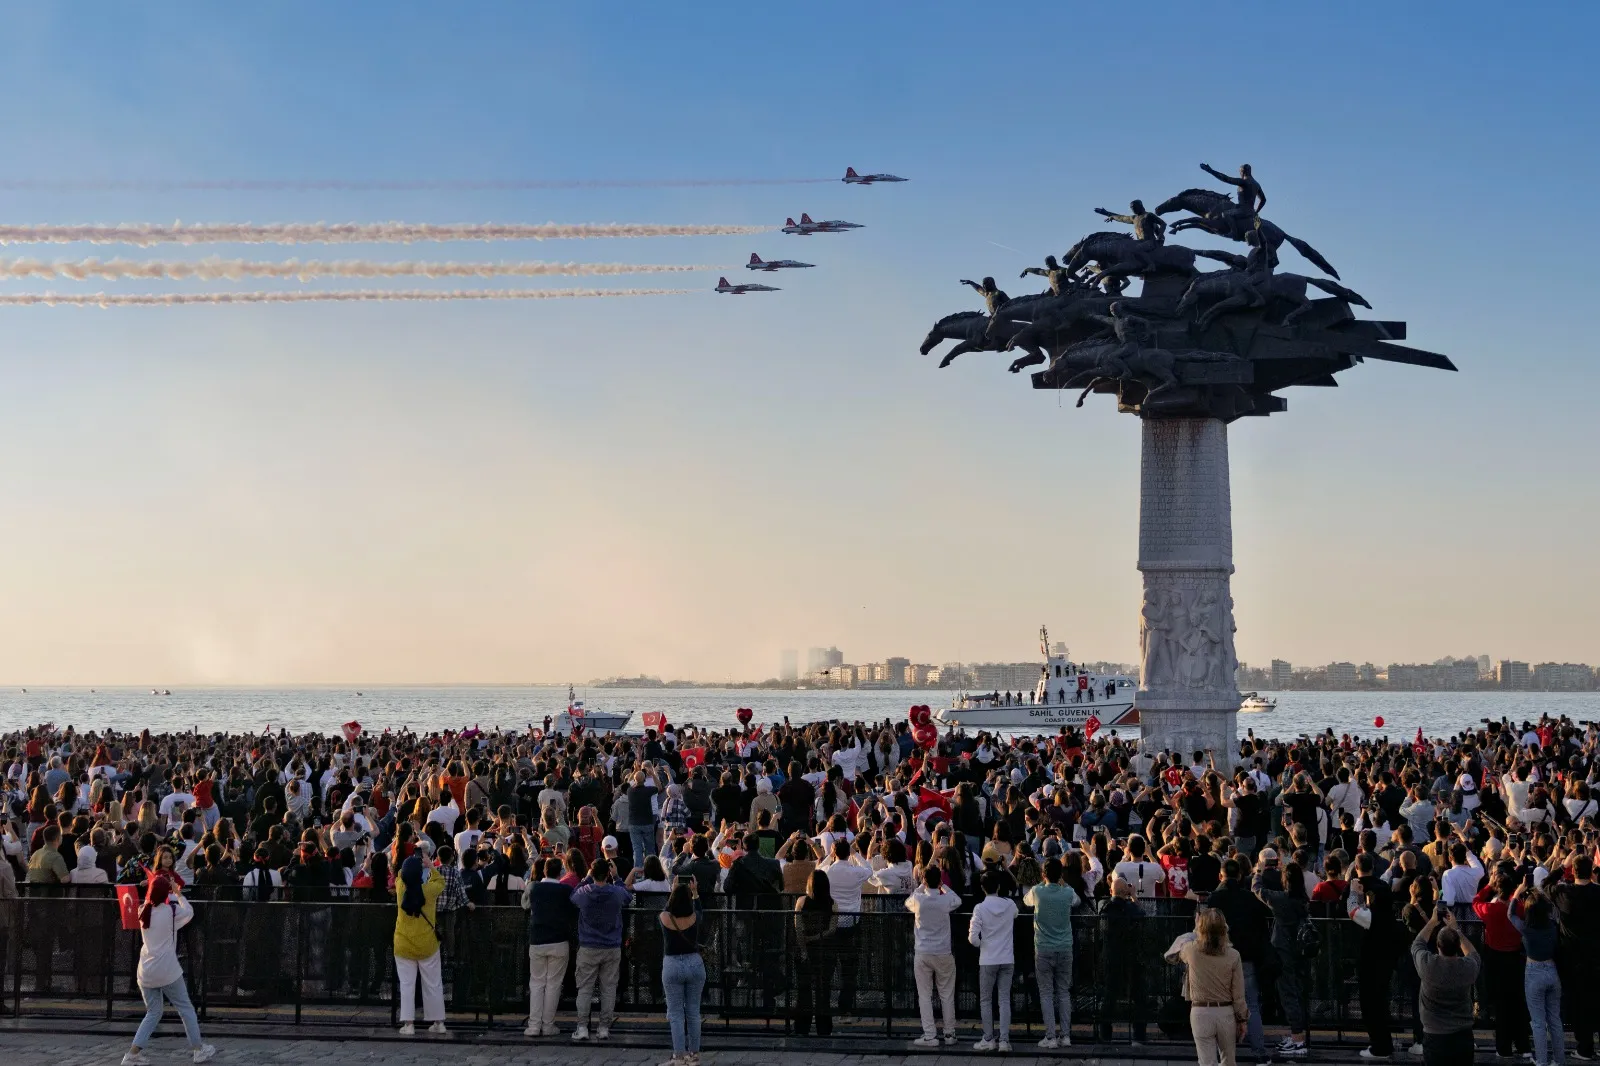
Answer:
[{"left": 1196, "top": 907, "right": 1229, "bottom": 955}]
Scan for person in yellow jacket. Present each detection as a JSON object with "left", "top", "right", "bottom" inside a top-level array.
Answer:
[{"left": 394, "top": 854, "right": 448, "bottom": 1035}]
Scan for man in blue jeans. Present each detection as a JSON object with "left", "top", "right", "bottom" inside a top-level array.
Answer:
[
  {"left": 1206, "top": 858, "right": 1270, "bottom": 1062},
  {"left": 1024, "top": 858, "right": 1080, "bottom": 1048}
]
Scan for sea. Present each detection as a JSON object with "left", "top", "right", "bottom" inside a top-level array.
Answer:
[{"left": 1, "top": 686, "right": 1597, "bottom": 742}]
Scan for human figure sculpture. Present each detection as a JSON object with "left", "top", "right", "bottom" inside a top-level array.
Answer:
[
  {"left": 1199, "top": 162, "right": 1266, "bottom": 224},
  {"left": 1094, "top": 199, "right": 1167, "bottom": 245},
  {"left": 959, "top": 276, "right": 1009, "bottom": 316},
  {"left": 1139, "top": 588, "right": 1177, "bottom": 688},
  {"left": 1019, "top": 255, "right": 1081, "bottom": 297}
]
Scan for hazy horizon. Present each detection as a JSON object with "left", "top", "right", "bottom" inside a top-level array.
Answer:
[{"left": 1, "top": 6, "right": 1595, "bottom": 686}]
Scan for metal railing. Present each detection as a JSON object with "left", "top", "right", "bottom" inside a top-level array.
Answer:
[{"left": 0, "top": 894, "right": 1496, "bottom": 1041}]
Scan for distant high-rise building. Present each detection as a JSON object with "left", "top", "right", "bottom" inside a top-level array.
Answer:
[
  {"left": 779, "top": 649, "right": 799, "bottom": 682},
  {"left": 1358, "top": 662, "right": 1379, "bottom": 684},
  {"left": 972, "top": 662, "right": 1043, "bottom": 692},
  {"left": 1476, "top": 655, "right": 1492, "bottom": 678},
  {"left": 1326, "top": 662, "right": 1358, "bottom": 688},
  {"left": 1497, "top": 660, "right": 1531, "bottom": 690},
  {"left": 824, "top": 647, "right": 843, "bottom": 669},
  {"left": 805, "top": 647, "right": 828, "bottom": 674},
  {"left": 1270, "top": 659, "right": 1293, "bottom": 689},
  {"left": 1531, "top": 662, "right": 1594, "bottom": 691}
]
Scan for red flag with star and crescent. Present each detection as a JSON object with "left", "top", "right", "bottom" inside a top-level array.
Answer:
[
  {"left": 1084, "top": 715, "right": 1102, "bottom": 740},
  {"left": 1413, "top": 728, "right": 1427, "bottom": 758}
]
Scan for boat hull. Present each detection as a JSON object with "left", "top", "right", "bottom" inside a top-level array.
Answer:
[{"left": 933, "top": 700, "right": 1137, "bottom": 731}]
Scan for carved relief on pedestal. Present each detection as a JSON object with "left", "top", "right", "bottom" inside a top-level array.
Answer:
[{"left": 1138, "top": 574, "right": 1235, "bottom": 700}]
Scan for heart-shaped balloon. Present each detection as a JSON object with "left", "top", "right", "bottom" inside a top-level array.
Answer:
[
  {"left": 735, "top": 707, "right": 753, "bottom": 726},
  {"left": 913, "top": 722, "right": 938, "bottom": 748},
  {"left": 911, "top": 704, "right": 934, "bottom": 728}
]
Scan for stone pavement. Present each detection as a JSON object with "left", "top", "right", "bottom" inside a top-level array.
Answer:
[
  {"left": 0, "top": 1031, "right": 1200, "bottom": 1066},
  {"left": 0, "top": 1026, "right": 1410, "bottom": 1066}
]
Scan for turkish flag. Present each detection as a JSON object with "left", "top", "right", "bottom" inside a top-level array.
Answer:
[
  {"left": 1085, "top": 715, "right": 1102, "bottom": 740},
  {"left": 682, "top": 747, "right": 706, "bottom": 771},
  {"left": 1164, "top": 767, "right": 1185, "bottom": 789},
  {"left": 342, "top": 720, "right": 362, "bottom": 744},
  {"left": 642, "top": 711, "right": 664, "bottom": 732},
  {"left": 916, "top": 787, "right": 952, "bottom": 818},
  {"left": 117, "top": 885, "right": 142, "bottom": 931},
  {"left": 1413, "top": 727, "right": 1427, "bottom": 758},
  {"left": 1078, "top": 674, "right": 1088, "bottom": 690}
]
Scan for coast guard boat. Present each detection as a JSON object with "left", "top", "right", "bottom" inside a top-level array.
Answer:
[
  {"left": 549, "top": 686, "right": 633, "bottom": 736},
  {"left": 933, "top": 627, "right": 1138, "bottom": 731}
]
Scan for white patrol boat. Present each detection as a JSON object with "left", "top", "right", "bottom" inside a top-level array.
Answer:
[
  {"left": 549, "top": 686, "right": 633, "bottom": 735},
  {"left": 933, "top": 627, "right": 1139, "bottom": 731}
]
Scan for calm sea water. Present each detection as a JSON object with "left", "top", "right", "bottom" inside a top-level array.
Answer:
[{"left": 1, "top": 686, "right": 1596, "bottom": 741}]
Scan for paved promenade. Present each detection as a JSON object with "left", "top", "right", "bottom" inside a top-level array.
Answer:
[{"left": 0, "top": 1025, "right": 1422, "bottom": 1066}]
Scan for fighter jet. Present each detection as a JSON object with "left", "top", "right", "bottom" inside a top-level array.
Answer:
[
  {"left": 842, "top": 166, "right": 907, "bottom": 184},
  {"left": 781, "top": 212, "right": 864, "bottom": 235},
  {"left": 746, "top": 253, "right": 814, "bottom": 272},
  {"left": 715, "top": 276, "right": 779, "bottom": 294}
]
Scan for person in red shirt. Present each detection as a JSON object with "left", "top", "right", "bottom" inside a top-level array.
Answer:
[
  {"left": 1311, "top": 853, "right": 1349, "bottom": 904},
  {"left": 1473, "top": 870, "right": 1532, "bottom": 1058}
]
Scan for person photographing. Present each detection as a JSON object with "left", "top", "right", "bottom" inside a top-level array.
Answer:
[
  {"left": 1411, "top": 903, "right": 1481, "bottom": 1066},
  {"left": 124, "top": 875, "right": 215, "bottom": 1065}
]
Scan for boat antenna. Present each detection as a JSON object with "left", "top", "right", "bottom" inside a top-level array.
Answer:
[{"left": 1040, "top": 625, "right": 1049, "bottom": 659}]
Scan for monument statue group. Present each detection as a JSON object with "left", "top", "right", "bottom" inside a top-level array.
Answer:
[{"left": 923, "top": 163, "right": 1457, "bottom": 758}]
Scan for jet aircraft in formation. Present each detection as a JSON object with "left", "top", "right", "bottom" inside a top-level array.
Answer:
[
  {"left": 715, "top": 276, "right": 780, "bottom": 295},
  {"left": 782, "top": 212, "right": 863, "bottom": 235},
  {"left": 746, "top": 253, "right": 814, "bottom": 271},
  {"left": 842, "top": 166, "right": 907, "bottom": 184},
  {"left": 715, "top": 169, "right": 900, "bottom": 293}
]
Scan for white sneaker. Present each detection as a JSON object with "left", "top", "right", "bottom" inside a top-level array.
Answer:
[
  {"left": 1409, "top": 1045, "right": 1424, "bottom": 1058},
  {"left": 596, "top": 1027, "right": 610, "bottom": 1041},
  {"left": 913, "top": 1036, "right": 941, "bottom": 1047},
  {"left": 998, "top": 1041, "right": 1012, "bottom": 1053},
  {"left": 973, "top": 1038, "right": 997, "bottom": 1052},
  {"left": 428, "top": 1022, "right": 447, "bottom": 1035},
  {"left": 399, "top": 1023, "right": 415, "bottom": 1036},
  {"left": 192, "top": 1046, "right": 217, "bottom": 1065},
  {"left": 942, "top": 1034, "right": 958, "bottom": 1046},
  {"left": 122, "top": 1053, "right": 151, "bottom": 1066},
  {"left": 571, "top": 1026, "right": 589, "bottom": 1043},
  {"left": 1360, "top": 1050, "right": 1388, "bottom": 1061},
  {"left": 1037, "top": 1037, "right": 1060, "bottom": 1049},
  {"left": 524, "top": 1025, "right": 541, "bottom": 1037},
  {"left": 1060, "top": 1034, "right": 1072, "bottom": 1046}
]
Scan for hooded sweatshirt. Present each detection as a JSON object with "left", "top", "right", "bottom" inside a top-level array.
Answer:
[
  {"left": 70, "top": 845, "right": 109, "bottom": 884},
  {"left": 967, "top": 892, "right": 1019, "bottom": 965}
]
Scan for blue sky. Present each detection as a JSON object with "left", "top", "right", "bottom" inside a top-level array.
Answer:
[{"left": 0, "top": 5, "right": 1595, "bottom": 683}]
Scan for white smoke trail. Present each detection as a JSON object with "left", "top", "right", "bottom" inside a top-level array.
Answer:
[
  {"left": 0, "top": 222, "right": 771, "bottom": 246},
  {"left": 0, "top": 257, "right": 718, "bottom": 281},
  {"left": 0, "top": 177, "right": 834, "bottom": 192},
  {"left": 0, "top": 288, "right": 692, "bottom": 307}
]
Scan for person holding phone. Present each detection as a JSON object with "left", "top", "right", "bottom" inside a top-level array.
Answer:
[
  {"left": 659, "top": 877, "right": 704, "bottom": 1066},
  {"left": 1410, "top": 907, "right": 1479, "bottom": 1066},
  {"left": 124, "top": 876, "right": 215, "bottom": 1064}
]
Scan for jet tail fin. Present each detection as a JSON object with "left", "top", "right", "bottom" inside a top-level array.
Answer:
[
  {"left": 845, "top": 167, "right": 858, "bottom": 178},
  {"left": 800, "top": 213, "right": 814, "bottom": 224},
  {"left": 785, "top": 218, "right": 796, "bottom": 227},
  {"left": 749, "top": 253, "right": 761, "bottom": 264},
  {"left": 718, "top": 277, "right": 729, "bottom": 287}
]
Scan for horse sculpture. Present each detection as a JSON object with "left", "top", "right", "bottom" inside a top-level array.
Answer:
[
  {"left": 1062, "top": 231, "right": 1238, "bottom": 290},
  {"left": 1178, "top": 268, "right": 1371, "bottom": 329},
  {"left": 920, "top": 309, "right": 1034, "bottom": 367},
  {"left": 1154, "top": 189, "right": 1341, "bottom": 279}
]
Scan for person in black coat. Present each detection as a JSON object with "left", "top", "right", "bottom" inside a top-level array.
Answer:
[
  {"left": 1204, "top": 857, "right": 1271, "bottom": 1061},
  {"left": 1350, "top": 858, "right": 1402, "bottom": 1059}
]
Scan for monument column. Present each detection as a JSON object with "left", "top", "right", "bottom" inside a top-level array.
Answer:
[{"left": 1135, "top": 416, "right": 1240, "bottom": 759}]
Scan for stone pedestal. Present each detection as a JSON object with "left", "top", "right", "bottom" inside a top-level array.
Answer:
[{"left": 1135, "top": 417, "right": 1240, "bottom": 760}]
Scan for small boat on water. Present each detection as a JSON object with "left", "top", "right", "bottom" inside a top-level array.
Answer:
[
  {"left": 548, "top": 685, "right": 633, "bottom": 735},
  {"left": 933, "top": 627, "right": 1139, "bottom": 731},
  {"left": 1240, "top": 691, "right": 1277, "bottom": 713}
]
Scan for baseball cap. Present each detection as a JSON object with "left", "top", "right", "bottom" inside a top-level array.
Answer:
[
  {"left": 602, "top": 835, "right": 618, "bottom": 851},
  {"left": 981, "top": 842, "right": 1003, "bottom": 863}
]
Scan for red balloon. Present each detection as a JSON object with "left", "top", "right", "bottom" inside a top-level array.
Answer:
[
  {"left": 911, "top": 704, "right": 933, "bottom": 728},
  {"left": 913, "top": 722, "right": 938, "bottom": 748},
  {"left": 735, "top": 707, "right": 753, "bottom": 725},
  {"left": 1373, "top": 716, "right": 1385, "bottom": 729}
]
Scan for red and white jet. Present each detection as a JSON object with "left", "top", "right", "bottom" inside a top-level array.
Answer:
[
  {"left": 842, "top": 166, "right": 907, "bottom": 184},
  {"left": 715, "top": 276, "right": 780, "bottom": 294},
  {"left": 746, "top": 253, "right": 814, "bottom": 272},
  {"left": 782, "top": 212, "right": 863, "bottom": 235}
]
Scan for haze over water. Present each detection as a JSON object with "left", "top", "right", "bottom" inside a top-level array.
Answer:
[{"left": 3, "top": 687, "right": 1596, "bottom": 744}]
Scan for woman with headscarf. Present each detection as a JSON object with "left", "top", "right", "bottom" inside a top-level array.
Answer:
[
  {"left": 393, "top": 854, "right": 447, "bottom": 1035},
  {"left": 122, "top": 875, "right": 215, "bottom": 1065}
]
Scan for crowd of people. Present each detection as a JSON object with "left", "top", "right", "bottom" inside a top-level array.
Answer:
[{"left": 2, "top": 711, "right": 1598, "bottom": 1066}]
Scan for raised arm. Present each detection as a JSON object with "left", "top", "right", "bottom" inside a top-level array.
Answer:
[
  {"left": 1095, "top": 208, "right": 1138, "bottom": 225},
  {"left": 1201, "top": 163, "right": 1242, "bottom": 188}
]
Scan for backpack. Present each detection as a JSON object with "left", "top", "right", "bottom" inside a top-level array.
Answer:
[{"left": 1296, "top": 915, "right": 1321, "bottom": 959}]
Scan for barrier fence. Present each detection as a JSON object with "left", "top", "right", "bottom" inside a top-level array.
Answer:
[{"left": 0, "top": 893, "right": 1498, "bottom": 1041}]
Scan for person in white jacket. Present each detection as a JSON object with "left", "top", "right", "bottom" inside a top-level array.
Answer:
[
  {"left": 967, "top": 869, "right": 1019, "bottom": 1052},
  {"left": 124, "top": 876, "right": 215, "bottom": 1065}
]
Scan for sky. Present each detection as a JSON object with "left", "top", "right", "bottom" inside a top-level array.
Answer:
[{"left": 0, "top": 4, "right": 1595, "bottom": 685}]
